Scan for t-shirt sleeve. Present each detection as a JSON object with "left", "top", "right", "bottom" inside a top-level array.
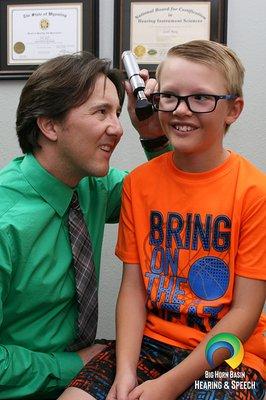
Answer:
[
  {"left": 235, "top": 192, "right": 266, "bottom": 280},
  {"left": 115, "top": 174, "right": 140, "bottom": 264}
]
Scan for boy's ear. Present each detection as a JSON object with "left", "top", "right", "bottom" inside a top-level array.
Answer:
[
  {"left": 225, "top": 97, "right": 244, "bottom": 125},
  {"left": 37, "top": 116, "right": 59, "bottom": 142}
]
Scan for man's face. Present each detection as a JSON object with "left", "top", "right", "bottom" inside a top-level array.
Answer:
[
  {"left": 158, "top": 57, "right": 239, "bottom": 171},
  {"left": 53, "top": 74, "right": 123, "bottom": 185}
]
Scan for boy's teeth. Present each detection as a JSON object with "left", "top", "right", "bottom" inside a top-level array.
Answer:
[{"left": 175, "top": 125, "right": 194, "bottom": 132}]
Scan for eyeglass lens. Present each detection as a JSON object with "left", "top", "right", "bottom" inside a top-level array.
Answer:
[{"left": 153, "top": 94, "right": 217, "bottom": 113}]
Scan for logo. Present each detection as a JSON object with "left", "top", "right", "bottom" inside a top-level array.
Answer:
[{"left": 205, "top": 333, "right": 244, "bottom": 369}]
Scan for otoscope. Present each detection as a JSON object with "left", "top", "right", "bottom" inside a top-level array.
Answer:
[{"left": 121, "top": 51, "right": 153, "bottom": 121}]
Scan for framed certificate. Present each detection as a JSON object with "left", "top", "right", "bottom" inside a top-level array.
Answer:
[
  {"left": 0, "top": 0, "right": 99, "bottom": 79},
  {"left": 114, "top": 0, "right": 228, "bottom": 74}
]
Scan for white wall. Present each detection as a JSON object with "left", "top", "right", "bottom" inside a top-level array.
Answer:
[{"left": 0, "top": 0, "right": 265, "bottom": 339}]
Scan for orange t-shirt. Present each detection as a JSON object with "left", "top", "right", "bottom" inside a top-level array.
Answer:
[{"left": 116, "top": 151, "right": 266, "bottom": 379}]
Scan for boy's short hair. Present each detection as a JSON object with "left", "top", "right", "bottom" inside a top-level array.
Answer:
[
  {"left": 156, "top": 40, "right": 245, "bottom": 97},
  {"left": 16, "top": 52, "right": 125, "bottom": 154}
]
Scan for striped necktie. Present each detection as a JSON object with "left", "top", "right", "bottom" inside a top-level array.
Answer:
[{"left": 67, "top": 192, "right": 98, "bottom": 351}]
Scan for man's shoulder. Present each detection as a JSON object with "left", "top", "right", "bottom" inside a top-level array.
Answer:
[
  {"left": 0, "top": 157, "right": 21, "bottom": 177},
  {"left": 0, "top": 157, "right": 30, "bottom": 219},
  {"left": 79, "top": 167, "right": 128, "bottom": 194}
]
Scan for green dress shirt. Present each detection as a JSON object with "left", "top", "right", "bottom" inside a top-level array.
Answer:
[
  {"left": 0, "top": 143, "right": 172, "bottom": 399},
  {"left": 0, "top": 154, "right": 128, "bottom": 399}
]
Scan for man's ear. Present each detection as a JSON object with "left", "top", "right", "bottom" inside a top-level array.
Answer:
[
  {"left": 225, "top": 97, "right": 244, "bottom": 126},
  {"left": 37, "top": 116, "right": 59, "bottom": 142}
]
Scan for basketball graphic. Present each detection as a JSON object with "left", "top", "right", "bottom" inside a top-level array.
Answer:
[{"left": 188, "top": 256, "right": 229, "bottom": 300}]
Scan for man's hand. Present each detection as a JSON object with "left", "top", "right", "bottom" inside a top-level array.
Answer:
[
  {"left": 125, "top": 69, "right": 163, "bottom": 139},
  {"left": 106, "top": 371, "right": 138, "bottom": 400},
  {"left": 77, "top": 342, "right": 108, "bottom": 365}
]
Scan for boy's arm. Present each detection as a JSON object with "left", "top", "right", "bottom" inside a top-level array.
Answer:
[
  {"left": 129, "top": 275, "right": 265, "bottom": 400},
  {"left": 107, "top": 263, "right": 147, "bottom": 400}
]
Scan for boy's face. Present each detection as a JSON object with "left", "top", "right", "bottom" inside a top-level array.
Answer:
[{"left": 158, "top": 56, "right": 242, "bottom": 172}]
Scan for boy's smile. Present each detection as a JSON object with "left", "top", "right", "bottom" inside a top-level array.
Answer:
[
  {"left": 174, "top": 125, "right": 196, "bottom": 132},
  {"left": 171, "top": 122, "right": 198, "bottom": 135},
  {"left": 158, "top": 57, "right": 242, "bottom": 172}
]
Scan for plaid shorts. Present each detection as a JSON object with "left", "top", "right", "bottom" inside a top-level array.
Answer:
[{"left": 70, "top": 336, "right": 265, "bottom": 400}]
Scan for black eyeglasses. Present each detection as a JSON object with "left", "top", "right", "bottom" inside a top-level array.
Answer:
[{"left": 150, "top": 93, "right": 238, "bottom": 113}]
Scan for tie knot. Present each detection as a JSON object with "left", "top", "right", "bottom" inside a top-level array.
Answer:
[{"left": 70, "top": 192, "right": 80, "bottom": 211}]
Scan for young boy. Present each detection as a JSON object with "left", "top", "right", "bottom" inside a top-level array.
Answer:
[{"left": 59, "top": 40, "right": 265, "bottom": 400}]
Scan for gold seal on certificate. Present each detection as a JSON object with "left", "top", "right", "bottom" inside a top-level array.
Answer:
[
  {"left": 13, "top": 42, "right": 25, "bottom": 54},
  {"left": 133, "top": 45, "right": 158, "bottom": 60},
  {"left": 133, "top": 44, "right": 147, "bottom": 58},
  {"left": 40, "top": 19, "right": 49, "bottom": 30}
]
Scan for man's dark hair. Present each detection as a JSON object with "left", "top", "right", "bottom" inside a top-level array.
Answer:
[{"left": 16, "top": 52, "right": 125, "bottom": 153}]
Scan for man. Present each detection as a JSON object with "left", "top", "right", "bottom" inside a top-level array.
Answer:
[{"left": 0, "top": 52, "right": 169, "bottom": 399}]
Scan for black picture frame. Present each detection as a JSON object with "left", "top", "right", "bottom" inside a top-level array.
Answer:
[
  {"left": 114, "top": 0, "right": 228, "bottom": 74},
  {"left": 0, "top": 0, "right": 99, "bottom": 79}
]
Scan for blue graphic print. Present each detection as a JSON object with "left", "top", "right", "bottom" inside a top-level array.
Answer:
[
  {"left": 147, "top": 211, "right": 231, "bottom": 332},
  {"left": 188, "top": 257, "right": 230, "bottom": 300}
]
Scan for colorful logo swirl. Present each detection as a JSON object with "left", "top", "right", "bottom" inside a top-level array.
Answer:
[{"left": 205, "top": 333, "right": 244, "bottom": 369}]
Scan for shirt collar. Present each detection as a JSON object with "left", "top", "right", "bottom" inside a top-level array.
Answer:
[{"left": 20, "top": 153, "right": 74, "bottom": 216}]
